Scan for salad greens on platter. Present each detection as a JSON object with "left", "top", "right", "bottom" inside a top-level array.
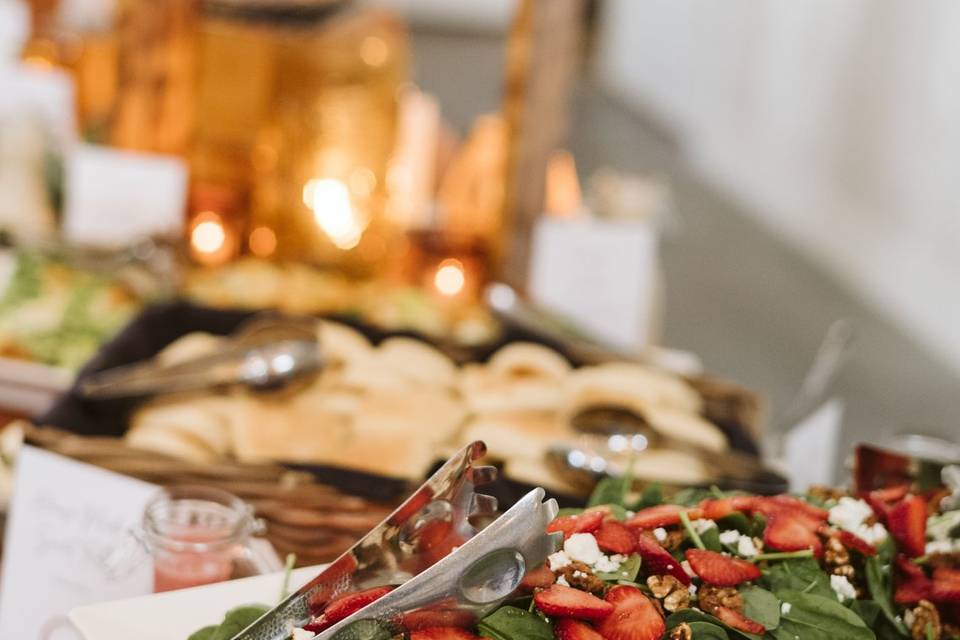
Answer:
[{"left": 190, "top": 472, "right": 960, "bottom": 640}]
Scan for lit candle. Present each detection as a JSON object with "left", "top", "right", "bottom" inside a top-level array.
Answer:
[
  {"left": 303, "top": 177, "right": 365, "bottom": 250},
  {"left": 189, "top": 210, "right": 234, "bottom": 265},
  {"left": 434, "top": 258, "right": 466, "bottom": 297}
]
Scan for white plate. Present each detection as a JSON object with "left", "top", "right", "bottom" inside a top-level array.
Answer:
[
  {"left": 69, "top": 565, "right": 324, "bottom": 640},
  {"left": 0, "top": 356, "right": 72, "bottom": 416}
]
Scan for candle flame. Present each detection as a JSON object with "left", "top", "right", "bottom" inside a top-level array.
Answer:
[
  {"left": 434, "top": 259, "right": 466, "bottom": 297},
  {"left": 303, "top": 178, "right": 364, "bottom": 250}
]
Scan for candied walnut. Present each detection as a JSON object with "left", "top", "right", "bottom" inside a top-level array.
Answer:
[
  {"left": 809, "top": 485, "right": 848, "bottom": 502},
  {"left": 647, "top": 575, "right": 690, "bottom": 612},
  {"left": 556, "top": 561, "right": 606, "bottom": 594},
  {"left": 661, "top": 530, "right": 687, "bottom": 552},
  {"left": 824, "top": 536, "right": 851, "bottom": 567},
  {"left": 906, "top": 600, "right": 941, "bottom": 640},
  {"left": 668, "top": 622, "right": 693, "bottom": 640},
  {"left": 698, "top": 585, "right": 743, "bottom": 614}
]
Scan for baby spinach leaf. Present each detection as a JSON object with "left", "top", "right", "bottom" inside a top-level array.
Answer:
[
  {"left": 597, "top": 554, "right": 642, "bottom": 582},
  {"left": 740, "top": 586, "right": 781, "bottom": 630},
  {"left": 187, "top": 626, "right": 217, "bottom": 640},
  {"left": 666, "top": 608, "right": 756, "bottom": 640},
  {"left": 671, "top": 488, "right": 714, "bottom": 507},
  {"left": 864, "top": 555, "right": 909, "bottom": 636},
  {"left": 716, "top": 512, "right": 753, "bottom": 536},
  {"left": 209, "top": 605, "right": 270, "bottom": 640},
  {"left": 850, "top": 599, "right": 882, "bottom": 627},
  {"left": 589, "top": 476, "right": 631, "bottom": 508},
  {"left": 701, "top": 527, "right": 722, "bottom": 552},
  {"left": 688, "top": 621, "right": 731, "bottom": 639},
  {"left": 632, "top": 483, "right": 664, "bottom": 510},
  {"left": 478, "top": 606, "right": 553, "bottom": 640},
  {"left": 556, "top": 507, "right": 585, "bottom": 517},
  {"left": 761, "top": 558, "right": 834, "bottom": 599},
  {"left": 771, "top": 590, "right": 875, "bottom": 640}
]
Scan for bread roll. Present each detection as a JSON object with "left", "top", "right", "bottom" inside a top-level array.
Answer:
[{"left": 486, "top": 342, "right": 571, "bottom": 380}]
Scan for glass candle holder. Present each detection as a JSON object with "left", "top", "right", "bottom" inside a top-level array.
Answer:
[{"left": 141, "top": 486, "right": 261, "bottom": 592}]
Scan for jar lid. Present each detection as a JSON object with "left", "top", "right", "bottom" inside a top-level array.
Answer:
[{"left": 204, "top": 0, "right": 351, "bottom": 22}]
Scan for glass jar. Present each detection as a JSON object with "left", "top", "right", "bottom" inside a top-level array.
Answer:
[
  {"left": 141, "top": 486, "right": 262, "bottom": 592},
  {"left": 189, "top": 0, "right": 408, "bottom": 272}
]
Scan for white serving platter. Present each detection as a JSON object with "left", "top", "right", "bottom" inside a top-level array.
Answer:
[{"left": 70, "top": 565, "right": 324, "bottom": 640}]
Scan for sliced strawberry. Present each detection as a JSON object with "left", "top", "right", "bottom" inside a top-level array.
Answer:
[
  {"left": 534, "top": 584, "right": 614, "bottom": 620},
  {"left": 304, "top": 585, "right": 394, "bottom": 631},
  {"left": 763, "top": 495, "right": 829, "bottom": 521},
  {"left": 548, "top": 509, "right": 607, "bottom": 539},
  {"left": 821, "top": 527, "right": 877, "bottom": 556},
  {"left": 596, "top": 585, "right": 665, "bottom": 640},
  {"left": 763, "top": 511, "right": 823, "bottom": 556},
  {"left": 520, "top": 564, "right": 557, "bottom": 591},
  {"left": 634, "top": 535, "right": 691, "bottom": 586},
  {"left": 871, "top": 484, "right": 911, "bottom": 503},
  {"left": 894, "top": 556, "right": 932, "bottom": 604},
  {"left": 714, "top": 606, "right": 766, "bottom": 635},
  {"left": 625, "top": 505, "right": 702, "bottom": 530},
  {"left": 888, "top": 495, "right": 927, "bottom": 557},
  {"left": 554, "top": 618, "right": 604, "bottom": 640},
  {"left": 932, "top": 568, "right": 960, "bottom": 604},
  {"left": 685, "top": 549, "right": 761, "bottom": 586},
  {"left": 595, "top": 520, "right": 637, "bottom": 555},
  {"left": 410, "top": 627, "right": 482, "bottom": 640},
  {"left": 402, "top": 609, "right": 477, "bottom": 630}
]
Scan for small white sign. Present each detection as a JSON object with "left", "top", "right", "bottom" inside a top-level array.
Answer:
[
  {"left": 62, "top": 144, "right": 188, "bottom": 247},
  {"left": 784, "top": 397, "right": 844, "bottom": 492},
  {"left": 0, "top": 446, "right": 157, "bottom": 639},
  {"left": 529, "top": 216, "right": 659, "bottom": 353}
]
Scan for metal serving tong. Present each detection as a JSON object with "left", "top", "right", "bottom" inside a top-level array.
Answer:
[
  {"left": 233, "top": 441, "right": 560, "bottom": 640},
  {"left": 79, "top": 316, "right": 322, "bottom": 399}
]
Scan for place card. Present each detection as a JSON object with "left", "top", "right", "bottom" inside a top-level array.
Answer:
[
  {"left": 784, "top": 397, "right": 844, "bottom": 492},
  {"left": 62, "top": 144, "right": 188, "bottom": 247},
  {"left": 0, "top": 446, "right": 157, "bottom": 639},
  {"left": 0, "top": 63, "right": 76, "bottom": 145},
  {"left": 528, "top": 216, "right": 660, "bottom": 353}
]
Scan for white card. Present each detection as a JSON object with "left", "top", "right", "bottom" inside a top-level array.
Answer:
[
  {"left": 63, "top": 144, "right": 188, "bottom": 247},
  {"left": 528, "top": 217, "right": 659, "bottom": 353},
  {"left": 0, "top": 446, "right": 157, "bottom": 639},
  {"left": 784, "top": 397, "right": 844, "bottom": 492},
  {"left": 0, "top": 63, "right": 76, "bottom": 145}
]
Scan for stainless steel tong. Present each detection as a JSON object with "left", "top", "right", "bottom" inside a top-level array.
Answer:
[
  {"left": 233, "top": 441, "right": 560, "bottom": 640},
  {"left": 78, "top": 316, "right": 322, "bottom": 399}
]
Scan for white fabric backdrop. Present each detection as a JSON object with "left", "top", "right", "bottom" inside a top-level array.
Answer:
[{"left": 595, "top": 0, "right": 960, "bottom": 372}]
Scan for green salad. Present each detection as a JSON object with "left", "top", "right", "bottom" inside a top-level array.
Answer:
[{"left": 190, "top": 474, "right": 960, "bottom": 640}]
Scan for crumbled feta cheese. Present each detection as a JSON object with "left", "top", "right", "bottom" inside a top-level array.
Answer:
[
  {"left": 681, "top": 560, "right": 695, "bottom": 577},
  {"left": 564, "top": 533, "right": 603, "bottom": 566},
  {"left": 693, "top": 519, "right": 717, "bottom": 534},
  {"left": 781, "top": 602, "right": 792, "bottom": 615},
  {"left": 653, "top": 527, "right": 668, "bottom": 542},
  {"left": 903, "top": 609, "right": 915, "bottom": 628},
  {"left": 688, "top": 584, "right": 698, "bottom": 596},
  {"left": 828, "top": 497, "right": 888, "bottom": 544},
  {"left": 573, "top": 570, "right": 587, "bottom": 579},
  {"left": 292, "top": 629, "right": 315, "bottom": 640},
  {"left": 737, "top": 536, "right": 759, "bottom": 558},
  {"left": 593, "top": 554, "right": 623, "bottom": 573},
  {"left": 830, "top": 574, "right": 857, "bottom": 602},
  {"left": 625, "top": 511, "right": 636, "bottom": 518},
  {"left": 549, "top": 550, "right": 571, "bottom": 571},
  {"left": 926, "top": 539, "right": 960, "bottom": 555},
  {"left": 556, "top": 575, "right": 570, "bottom": 587},
  {"left": 719, "top": 530, "right": 741, "bottom": 546}
]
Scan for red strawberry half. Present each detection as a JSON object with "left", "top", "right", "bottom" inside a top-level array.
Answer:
[
  {"left": 714, "top": 606, "right": 766, "bottom": 635},
  {"left": 625, "top": 505, "right": 701, "bottom": 530},
  {"left": 894, "top": 556, "right": 932, "bottom": 604},
  {"left": 932, "top": 568, "right": 960, "bottom": 604},
  {"left": 402, "top": 609, "right": 476, "bottom": 630},
  {"left": 596, "top": 585, "right": 665, "bottom": 640},
  {"left": 887, "top": 495, "right": 927, "bottom": 557},
  {"left": 685, "top": 549, "right": 761, "bottom": 586},
  {"left": 534, "top": 584, "right": 614, "bottom": 620},
  {"left": 595, "top": 520, "right": 637, "bottom": 555},
  {"left": 548, "top": 508, "right": 607, "bottom": 539},
  {"left": 554, "top": 618, "right": 604, "bottom": 640},
  {"left": 817, "top": 527, "right": 878, "bottom": 556},
  {"left": 520, "top": 564, "right": 557, "bottom": 591},
  {"left": 634, "top": 535, "right": 691, "bottom": 586},
  {"left": 762, "top": 495, "right": 829, "bottom": 521},
  {"left": 410, "top": 628, "right": 482, "bottom": 640},
  {"left": 304, "top": 585, "right": 394, "bottom": 632},
  {"left": 763, "top": 511, "right": 823, "bottom": 556}
]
